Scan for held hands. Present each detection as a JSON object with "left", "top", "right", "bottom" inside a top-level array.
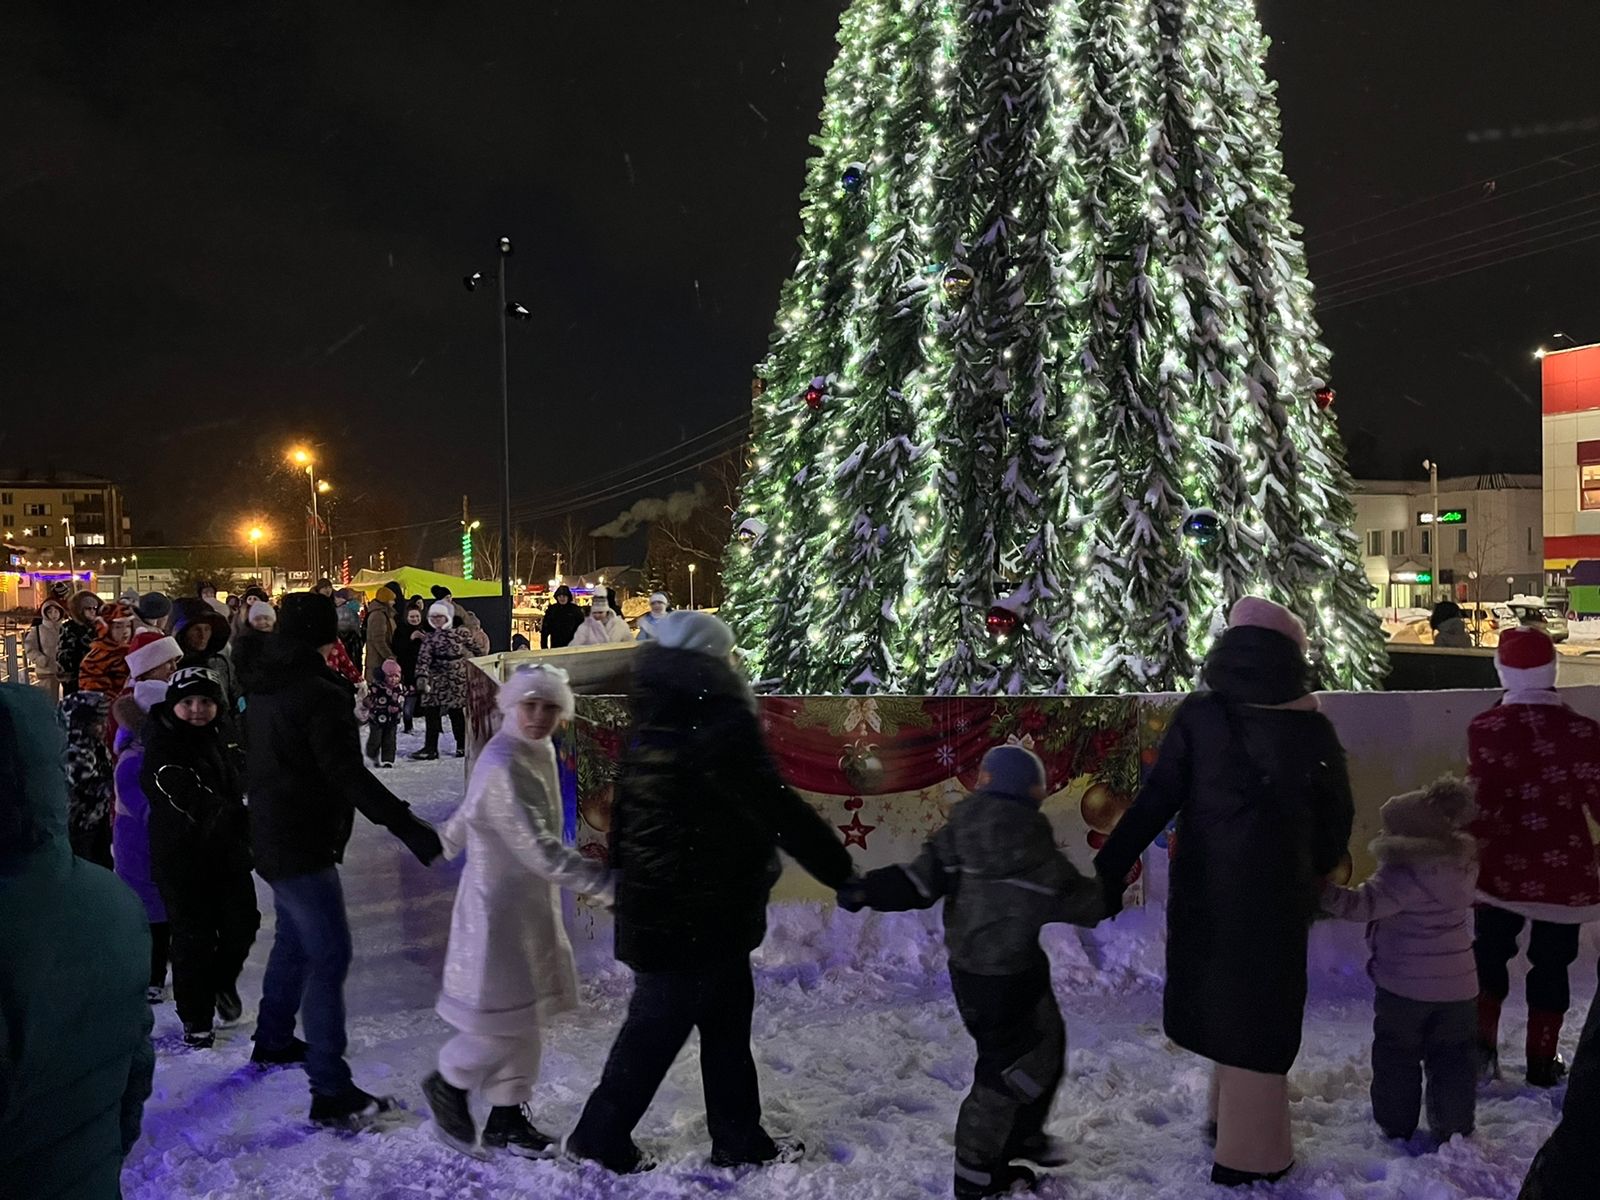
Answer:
[
  {"left": 836, "top": 876, "right": 869, "bottom": 913},
  {"left": 399, "top": 813, "right": 444, "bottom": 866}
]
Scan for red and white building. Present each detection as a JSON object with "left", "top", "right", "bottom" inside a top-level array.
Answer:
[{"left": 1540, "top": 342, "right": 1600, "bottom": 578}]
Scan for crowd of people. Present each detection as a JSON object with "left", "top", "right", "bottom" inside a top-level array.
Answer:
[{"left": 1, "top": 589, "right": 1595, "bottom": 1199}]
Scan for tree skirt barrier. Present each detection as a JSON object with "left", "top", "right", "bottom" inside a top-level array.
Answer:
[{"left": 466, "top": 655, "right": 1600, "bottom": 907}]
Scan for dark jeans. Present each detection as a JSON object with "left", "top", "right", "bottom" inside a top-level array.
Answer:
[
  {"left": 1371, "top": 987, "right": 1476, "bottom": 1141},
  {"left": 255, "top": 868, "right": 354, "bottom": 1097},
  {"left": 149, "top": 921, "right": 170, "bottom": 990},
  {"left": 365, "top": 720, "right": 397, "bottom": 764},
  {"left": 1475, "top": 905, "right": 1582, "bottom": 1014},
  {"left": 423, "top": 706, "right": 465, "bottom": 755},
  {"left": 158, "top": 869, "right": 259, "bottom": 1031},
  {"left": 569, "top": 957, "right": 770, "bottom": 1167},
  {"left": 1520, "top": 995, "right": 1600, "bottom": 1199},
  {"left": 949, "top": 955, "right": 1064, "bottom": 1199}
]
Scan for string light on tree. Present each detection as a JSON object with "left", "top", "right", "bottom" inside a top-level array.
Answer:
[{"left": 719, "top": 0, "right": 1387, "bottom": 695}]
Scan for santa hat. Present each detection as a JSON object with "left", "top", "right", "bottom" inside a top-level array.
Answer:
[
  {"left": 125, "top": 631, "right": 182, "bottom": 681},
  {"left": 1227, "top": 596, "right": 1308, "bottom": 654},
  {"left": 496, "top": 664, "right": 575, "bottom": 722},
  {"left": 1496, "top": 626, "right": 1558, "bottom": 691}
]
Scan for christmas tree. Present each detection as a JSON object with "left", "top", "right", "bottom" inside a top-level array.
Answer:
[{"left": 724, "top": 0, "right": 1387, "bottom": 695}]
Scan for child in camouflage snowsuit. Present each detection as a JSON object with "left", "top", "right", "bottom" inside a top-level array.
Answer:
[
  {"left": 838, "top": 745, "right": 1104, "bottom": 1200},
  {"left": 60, "top": 689, "right": 115, "bottom": 867}
]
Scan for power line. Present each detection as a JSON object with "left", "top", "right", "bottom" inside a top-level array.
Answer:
[
  {"left": 1305, "top": 137, "right": 1600, "bottom": 246},
  {"left": 1319, "top": 227, "right": 1600, "bottom": 312},
  {"left": 1313, "top": 187, "right": 1600, "bottom": 284},
  {"left": 1316, "top": 209, "right": 1600, "bottom": 300}
]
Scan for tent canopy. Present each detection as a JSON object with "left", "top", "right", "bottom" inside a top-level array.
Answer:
[{"left": 348, "top": 566, "right": 504, "bottom": 600}]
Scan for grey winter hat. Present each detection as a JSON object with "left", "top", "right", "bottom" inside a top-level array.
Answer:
[
  {"left": 978, "top": 745, "right": 1048, "bottom": 801},
  {"left": 651, "top": 610, "right": 735, "bottom": 659}
]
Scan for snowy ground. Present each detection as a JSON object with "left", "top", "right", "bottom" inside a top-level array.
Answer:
[{"left": 123, "top": 726, "right": 1596, "bottom": 1200}]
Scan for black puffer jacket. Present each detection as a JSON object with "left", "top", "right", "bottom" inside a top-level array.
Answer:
[
  {"left": 539, "top": 602, "right": 584, "bottom": 649},
  {"left": 857, "top": 789, "right": 1103, "bottom": 975},
  {"left": 611, "top": 645, "right": 853, "bottom": 972},
  {"left": 1095, "top": 625, "right": 1354, "bottom": 1075},
  {"left": 245, "top": 637, "right": 437, "bottom": 881},
  {"left": 171, "top": 598, "right": 238, "bottom": 710},
  {"left": 141, "top": 703, "right": 251, "bottom": 882}
]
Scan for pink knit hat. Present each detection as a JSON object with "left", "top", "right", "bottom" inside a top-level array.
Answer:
[{"left": 1227, "top": 596, "right": 1308, "bottom": 653}]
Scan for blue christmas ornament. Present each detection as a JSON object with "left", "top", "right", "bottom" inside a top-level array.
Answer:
[
  {"left": 842, "top": 162, "right": 866, "bottom": 193},
  {"left": 1182, "top": 508, "right": 1222, "bottom": 549}
]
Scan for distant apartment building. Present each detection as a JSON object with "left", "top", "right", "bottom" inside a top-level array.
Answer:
[
  {"left": 0, "top": 469, "right": 131, "bottom": 557},
  {"left": 1352, "top": 476, "right": 1543, "bottom": 611}
]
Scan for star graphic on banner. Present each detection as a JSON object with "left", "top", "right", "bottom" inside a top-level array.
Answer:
[{"left": 837, "top": 813, "right": 876, "bottom": 849}]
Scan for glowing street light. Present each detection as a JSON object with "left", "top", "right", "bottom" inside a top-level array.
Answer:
[
  {"left": 288, "top": 447, "right": 321, "bottom": 580},
  {"left": 687, "top": 561, "right": 697, "bottom": 610},
  {"left": 248, "top": 525, "right": 265, "bottom": 573}
]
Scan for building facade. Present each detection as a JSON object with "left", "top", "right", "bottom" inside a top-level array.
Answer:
[
  {"left": 1353, "top": 476, "right": 1543, "bottom": 612},
  {"left": 1540, "top": 342, "right": 1600, "bottom": 612},
  {"left": 0, "top": 469, "right": 131, "bottom": 558}
]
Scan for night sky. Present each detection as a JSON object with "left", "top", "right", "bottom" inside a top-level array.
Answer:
[{"left": 3, "top": 2, "right": 1598, "bottom": 552}]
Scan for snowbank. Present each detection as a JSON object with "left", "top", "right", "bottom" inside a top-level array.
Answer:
[{"left": 120, "top": 730, "right": 1595, "bottom": 1200}]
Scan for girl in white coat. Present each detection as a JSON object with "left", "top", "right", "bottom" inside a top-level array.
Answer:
[{"left": 422, "top": 665, "right": 613, "bottom": 1158}]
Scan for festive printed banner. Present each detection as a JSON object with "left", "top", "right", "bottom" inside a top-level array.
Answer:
[{"left": 565, "top": 694, "right": 1148, "bottom": 906}]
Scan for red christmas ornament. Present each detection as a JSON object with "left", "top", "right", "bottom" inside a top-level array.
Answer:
[
  {"left": 803, "top": 386, "right": 825, "bottom": 410},
  {"left": 986, "top": 605, "right": 1020, "bottom": 637},
  {"left": 1314, "top": 386, "right": 1336, "bottom": 411}
]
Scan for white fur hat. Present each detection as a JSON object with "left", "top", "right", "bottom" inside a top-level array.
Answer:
[
  {"left": 428, "top": 601, "right": 454, "bottom": 625},
  {"left": 651, "top": 610, "right": 736, "bottom": 659},
  {"left": 497, "top": 664, "right": 575, "bottom": 722},
  {"left": 248, "top": 600, "right": 276, "bottom": 626},
  {"left": 132, "top": 679, "right": 170, "bottom": 712}
]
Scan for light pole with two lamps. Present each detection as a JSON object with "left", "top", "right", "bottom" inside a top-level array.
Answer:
[
  {"left": 290, "top": 448, "right": 322, "bottom": 582},
  {"left": 464, "top": 236, "right": 528, "bottom": 648}
]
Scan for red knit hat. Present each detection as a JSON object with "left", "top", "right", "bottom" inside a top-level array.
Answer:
[{"left": 1496, "top": 626, "right": 1557, "bottom": 691}]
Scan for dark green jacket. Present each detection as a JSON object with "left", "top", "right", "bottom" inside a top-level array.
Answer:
[
  {"left": 0, "top": 684, "right": 154, "bottom": 1199},
  {"left": 858, "top": 789, "right": 1103, "bottom": 975}
]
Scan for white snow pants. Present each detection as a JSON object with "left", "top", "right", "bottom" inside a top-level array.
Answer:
[{"left": 438, "top": 1031, "right": 543, "bottom": 1108}]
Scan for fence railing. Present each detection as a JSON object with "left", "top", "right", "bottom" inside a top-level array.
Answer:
[{"left": 1, "top": 634, "right": 32, "bottom": 686}]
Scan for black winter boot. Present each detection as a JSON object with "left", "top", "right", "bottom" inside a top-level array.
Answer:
[
  {"left": 215, "top": 985, "right": 243, "bottom": 1025},
  {"left": 955, "top": 1160, "right": 1037, "bottom": 1198},
  {"left": 482, "top": 1104, "right": 557, "bottom": 1158},
  {"left": 1211, "top": 1161, "right": 1294, "bottom": 1187},
  {"left": 422, "top": 1072, "right": 478, "bottom": 1156},
  {"left": 251, "top": 1036, "right": 308, "bottom": 1067},
  {"left": 710, "top": 1133, "right": 805, "bottom": 1168},
  {"left": 309, "top": 1086, "right": 396, "bottom": 1129}
]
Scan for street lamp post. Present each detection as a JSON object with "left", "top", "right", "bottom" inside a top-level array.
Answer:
[
  {"left": 687, "top": 561, "right": 697, "bottom": 610},
  {"left": 318, "top": 481, "right": 334, "bottom": 581},
  {"left": 291, "top": 449, "right": 320, "bottom": 582},
  {"left": 1422, "top": 458, "right": 1441, "bottom": 604},
  {"left": 60, "top": 517, "right": 76, "bottom": 576},
  {"left": 249, "top": 526, "right": 263, "bottom": 574},
  {"left": 465, "top": 237, "right": 528, "bottom": 650}
]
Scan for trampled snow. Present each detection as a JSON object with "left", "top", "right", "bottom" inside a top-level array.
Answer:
[{"left": 122, "top": 729, "right": 1596, "bottom": 1199}]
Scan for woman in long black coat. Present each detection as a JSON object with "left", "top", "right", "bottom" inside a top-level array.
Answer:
[{"left": 1095, "top": 597, "right": 1353, "bottom": 1187}]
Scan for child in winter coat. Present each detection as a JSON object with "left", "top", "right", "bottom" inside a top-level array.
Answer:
[
  {"left": 361, "top": 659, "right": 407, "bottom": 768},
  {"left": 1469, "top": 628, "right": 1600, "bottom": 1087},
  {"left": 141, "top": 667, "right": 260, "bottom": 1047},
  {"left": 112, "top": 681, "right": 176, "bottom": 1002},
  {"left": 838, "top": 746, "right": 1105, "bottom": 1200},
  {"left": 77, "top": 602, "right": 137, "bottom": 695},
  {"left": 570, "top": 595, "right": 634, "bottom": 646},
  {"left": 1322, "top": 776, "right": 1479, "bottom": 1143},
  {"left": 59, "top": 689, "right": 115, "bottom": 867},
  {"left": 24, "top": 598, "right": 67, "bottom": 700},
  {"left": 413, "top": 602, "right": 474, "bottom": 760},
  {"left": 56, "top": 589, "right": 103, "bottom": 694},
  {"left": 422, "top": 665, "right": 613, "bottom": 1159}
]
